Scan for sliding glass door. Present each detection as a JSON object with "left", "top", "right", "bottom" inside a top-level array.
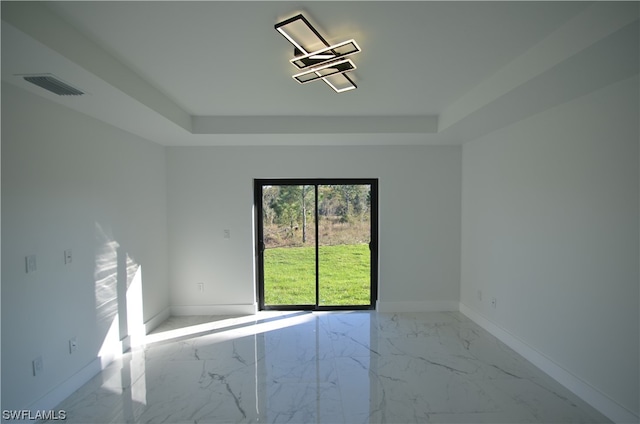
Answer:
[{"left": 255, "top": 179, "right": 378, "bottom": 310}]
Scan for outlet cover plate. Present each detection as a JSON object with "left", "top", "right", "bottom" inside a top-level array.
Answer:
[{"left": 26, "top": 255, "right": 37, "bottom": 273}]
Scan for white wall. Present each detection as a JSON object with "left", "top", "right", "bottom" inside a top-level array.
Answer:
[
  {"left": 166, "top": 145, "right": 461, "bottom": 313},
  {"left": 461, "top": 76, "right": 639, "bottom": 417},
  {"left": 1, "top": 83, "right": 170, "bottom": 410}
]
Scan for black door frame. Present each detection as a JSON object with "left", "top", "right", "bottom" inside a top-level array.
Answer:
[{"left": 255, "top": 178, "right": 378, "bottom": 311}]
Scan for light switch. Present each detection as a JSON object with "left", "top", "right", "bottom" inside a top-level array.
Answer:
[
  {"left": 69, "top": 337, "right": 78, "bottom": 353},
  {"left": 64, "top": 249, "right": 72, "bottom": 265}
]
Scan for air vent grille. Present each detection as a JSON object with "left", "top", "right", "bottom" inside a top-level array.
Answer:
[{"left": 23, "top": 75, "right": 84, "bottom": 96}]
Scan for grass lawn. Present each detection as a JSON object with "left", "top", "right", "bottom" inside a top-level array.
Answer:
[{"left": 264, "top": 244, "right": 370, "bottom": 306}]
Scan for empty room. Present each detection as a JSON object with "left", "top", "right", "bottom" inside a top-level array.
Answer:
[{"left": 1, "top": 1, "right": 638, "bottom": 423}]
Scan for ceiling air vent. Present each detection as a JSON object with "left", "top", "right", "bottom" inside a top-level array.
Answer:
[{"left": 23, "top": 75, "right": 84, "bottom": 96}]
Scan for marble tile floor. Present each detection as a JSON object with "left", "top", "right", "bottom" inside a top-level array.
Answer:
[{"left": 50, "top": 311, "right": 611, "bottom": 424}]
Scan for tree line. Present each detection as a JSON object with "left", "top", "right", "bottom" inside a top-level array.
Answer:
[{"left": 262, "top": 185, "right": 371, "bottom": 244}]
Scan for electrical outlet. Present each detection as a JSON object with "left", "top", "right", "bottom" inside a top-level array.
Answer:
[
  {"left": 26, "top": 255, "right": 37, "bottom": 273},
  {"left": 198, "top": 282, "right": 204, "bottom": 292},
  {"left": 64, "top": 249, "right": 73, "bottom": 265},
  {"left": 32, "top": 356, "right": 43, "bottom": 376},
  {"left": 69, "top": 337, "right": 78, "bottom": 354},
  {"left": 491, "top": 297, "right": 497, "bottom": 309}
]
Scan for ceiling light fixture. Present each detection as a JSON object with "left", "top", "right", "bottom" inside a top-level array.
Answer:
[{"left": 275, "top": 14, "right": 360, "bottom": 93}]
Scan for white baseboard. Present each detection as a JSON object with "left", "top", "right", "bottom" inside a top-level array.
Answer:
[
  {"left": 459, "top": 302, "right": 639, "bottom": 424},
  {"left": 144, "top": 306, "right": 171, "bottom": 334},
  {"left": 171, "top": 303, "right": 258, "bottom": 316},
  {"left": 26, "top": 357, "right": 102, "bottom": 415},
  {"left": 376, "top": 300, "right": 458, "bottom": 313}
]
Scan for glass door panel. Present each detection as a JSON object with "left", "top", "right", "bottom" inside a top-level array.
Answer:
[
  {"left": 318, "top": 184, "right": 371, "bottom": 306},
  {"left": 262, "top": 185, "right": 316, "bottom": 306}
]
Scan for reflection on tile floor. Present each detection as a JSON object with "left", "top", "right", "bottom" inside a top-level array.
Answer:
[{"left": 52, "top": 311, "right": 611, "bottom": 423}]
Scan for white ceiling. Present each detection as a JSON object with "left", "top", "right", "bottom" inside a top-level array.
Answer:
[{"left": 2, "top": 1, "right": 638, "bottom": 146}]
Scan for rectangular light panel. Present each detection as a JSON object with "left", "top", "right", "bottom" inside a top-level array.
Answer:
[
  {"left": 292, "top": 59, "right": 356, "bottom": 84},
  {"left": 275, "top": 14, "right": 328, "bottom": 55},
  {"left": 323, "top": 73, "right": 357, "bottom": 93},
  {"left": 291, "top": 40, "right": 361, "bottom": 69}
]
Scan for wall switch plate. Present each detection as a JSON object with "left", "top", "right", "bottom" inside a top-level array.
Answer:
[
  {"left": 198, "top": 282, "right": 204, "bottom": 292},
  {"left": 69, "top": 337, "right": 78, "bottom": 353},
  {"left": 64, "top": 249, "right": 73, "bottom": 265},
  {"left": 32, "top": 356, "right": 43, "bottom": 376},
  {"left": 491, "top": 297, "right": 497, "bottom": 309},
  {"left": 26, "top": 255, "right": 37, "bottom": 273},
  {"left": 223, "top": 229, "right": 231, "bottom": 239}
]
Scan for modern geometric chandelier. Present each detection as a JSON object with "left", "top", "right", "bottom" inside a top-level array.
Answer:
[{"left": 275, "top": 14, "right": 361, "bottom": 93}]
